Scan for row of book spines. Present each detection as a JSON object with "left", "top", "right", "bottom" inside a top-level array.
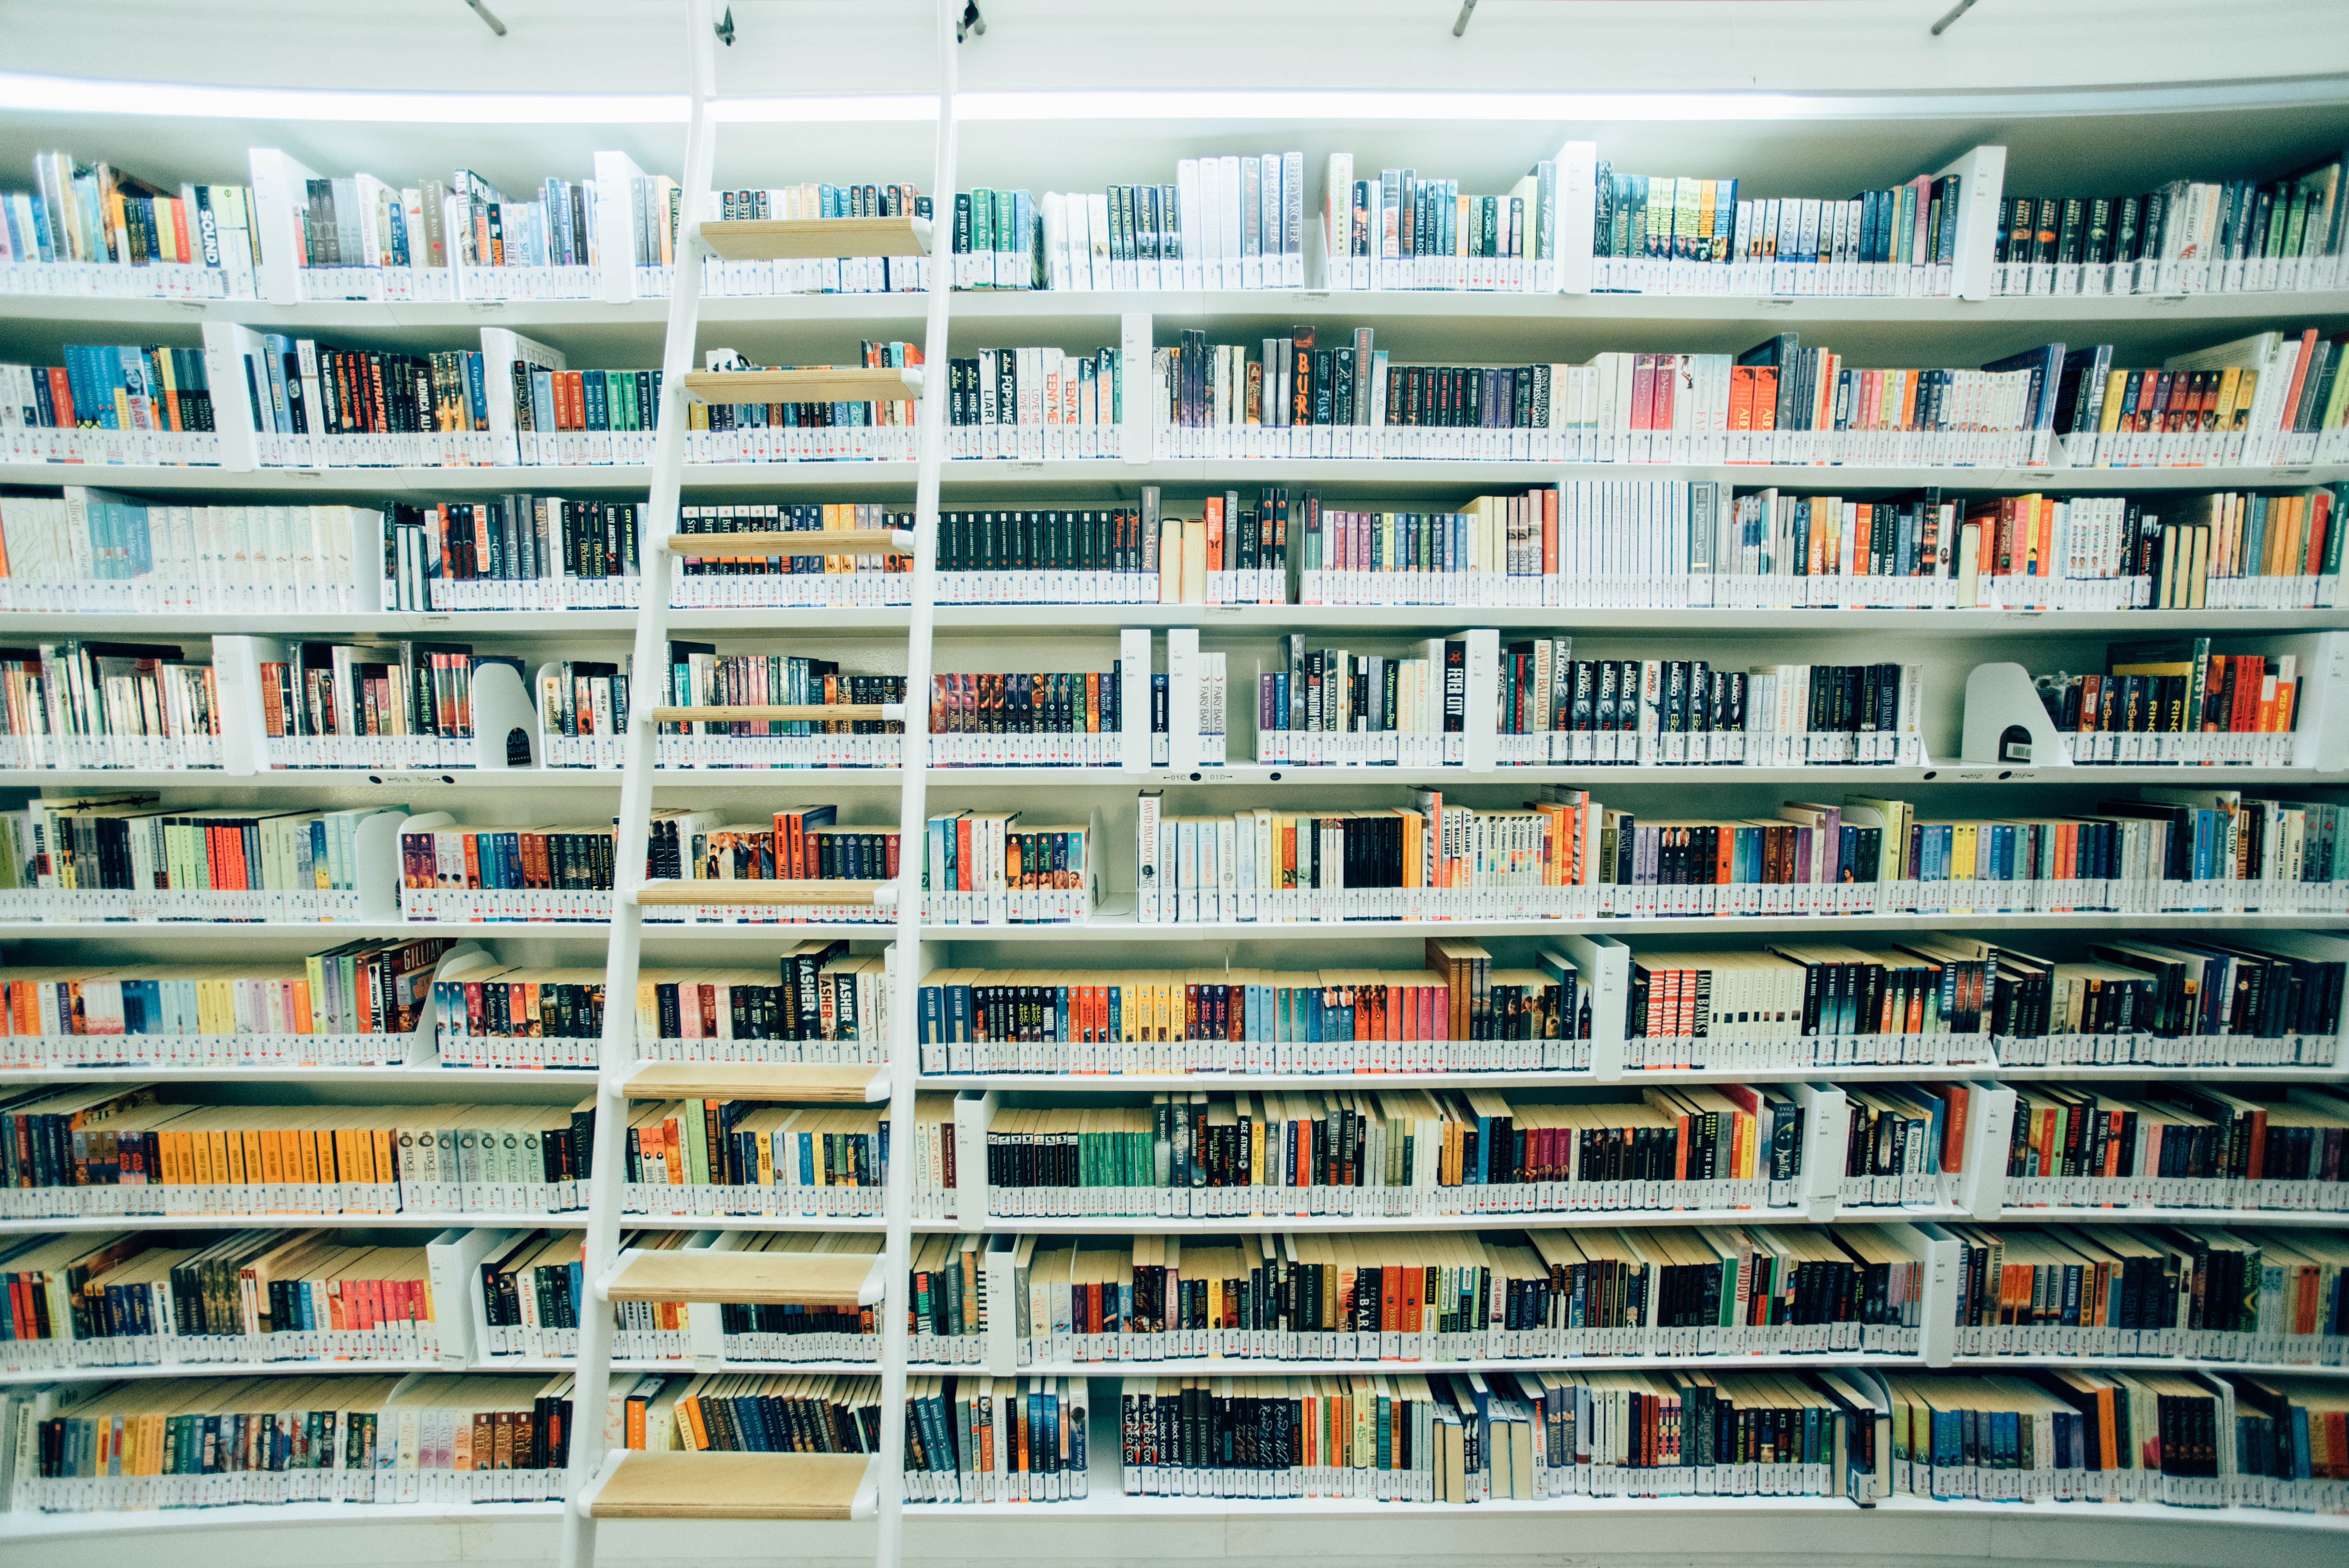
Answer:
[
  {"left": 2056, "top": 661, "right": 2300, "bottom": 737},
  {"left": 0, "top": 180, "right": 255, "bottom": 270},
  {"left": 1591, "top": 174, "right": 1959, "bottom": 268},
  {"left": 243, "top": 340, "right": 468, "bottom": 438},
  {"left": 2, "top": 348, "right": 214, "bottom": 433},
  {"left": 1155, "top": 355, "right": 2042, "bottom": 436},
  {"left": 1998, "top": 184, "right": 2342, "bottom": 270},
  {"left": 5, "top": 955, "right": 445, "bottom": 1041}
]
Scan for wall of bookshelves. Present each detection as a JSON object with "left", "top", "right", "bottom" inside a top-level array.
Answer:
[{"left": 5, "top": 3, "right": 2349, "bottom": 1565}]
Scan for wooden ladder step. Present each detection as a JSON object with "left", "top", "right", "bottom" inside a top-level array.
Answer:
[
  {"left": 629, "top": 878, "right": 892, "bottom": 908},
  {"left": 698, "top": 214, "right": 931, "bottom": 260},
  {"left": 585, "top": 1450, "right": 879, "bottom": 1520},
  {"left": 663, "top": 529, "right": 912, "bottom": 557},
  {"left": 679, "top": 367, "right": 922, "bottom": 405},
  {"left": 647, "top": 704, "right": 898, "bottom": 723},
  {"left": 620, "top": 1062, "right": 887, "bottom": 1102},
  {"left": 603, "top": 1248, "right": 884, "bottom": 1306}
]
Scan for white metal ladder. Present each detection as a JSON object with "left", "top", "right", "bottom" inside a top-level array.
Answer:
[{"left": 559, "top": 0, "right": 958, "bottom": 1563}]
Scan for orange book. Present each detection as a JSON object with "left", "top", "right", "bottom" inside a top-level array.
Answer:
[
  {"left": 1728, "top": 367, "right": 1754, "bottom": 431},
  {"left": 1203, "top": 495, "right": 1225, "bottom": 575},
  {"left": 1542, "top": 486, "right": 1558, "bottom": 576},
  {"left": 1752, "top": 368, "right": 1778, "bottom": 431}
]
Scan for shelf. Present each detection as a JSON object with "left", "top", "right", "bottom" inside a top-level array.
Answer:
[
  {"left": 5, "top": 909, "right": 2342, "bottom": 944},
  {"left": 5, "top": 459, "right": 2343, "bottom": 495},
  {"left": 0, "top": 1488, "right": 2341, "bottom": 1554},
  {"left": 585, "top": 1450, "right": 877, "bottom": 1521},
  {"left": 3, "top": 606, "right": 2345, "bottom": 638},
  {"left": 11, "top": 1351, "right": 2340, "bottom": 1387},
  {"left": 6, "top": 285, "right": 2347, "bottom": 333},
  {"left": 8, "top": 763, "right": 2341, "bottom": 792},
  {"left": 5, "top": 1061, "right": 2333, "bottom": 1090},
  {"left": 6, "top": 1203, "right": 2341, "bottom": 1238}
]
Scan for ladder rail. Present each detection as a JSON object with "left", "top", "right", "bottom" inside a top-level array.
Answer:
[
  {"left": 874, "top": 3, "right": 960, "bottom": 1564},
  {"left": 559, "top": 1, "right": 718, "bottom": 1565}
]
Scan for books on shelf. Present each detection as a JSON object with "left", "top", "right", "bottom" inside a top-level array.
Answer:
[
  {"left": 398, "top": 820, "right": 621, "bottom": 925},
  {"left": 975, "top": 1084, "right": 1808, "bottom": 1221},
  {"left": 1994, "top": 151, "right": 2349, "bottom": 298},
  {"left": 706, "top": 182, "right": 932, "bottom": 296},
  {"left": 17, "top": 1372, "right": 577, "bottom": 1507},
  {"left": 1322, "top": 154, "right": 1560, "bottom": 293},
  {"left": 448, "top": 167, "right": 597, "bottom": 302},
  {"left": 616, "top": 1093, "right": 956, "bottom": 1221},
  {"left": 1625, "top": 945, "right": 1995, "bottom": 1072},
  {"left": 0, "top": 936, "right": 456, "bottom": 1069},
  {"left": 210, "top": 325, "right": 492, "bottom": 469},
  {"left": 2050, "top": 330, "right": 2349, "bottom": 469},
  {"left": 250, "top": 151, "right": 455, "bottom": 302},
  {"left": 1149, "top": 325, "right": 2070, "bottom": 467},
  {"left": 1492, "top": 643, "right": 1925, "bottom": 767},
  {"left": 0, "top": 492, "right": 372, "bottom": 614},
  {"left": 930, "top": 666, "right": 1126, "bottom": 767},
  {"left": 2039, "top": 637, "right": 2303, "bottom": 766},
  {"left": 2002, "top": 1083, "right": 2349, "bottom": 1213},
  {"left": 658, "top": 646, "right": 904, "bottom": 770},
  {"left": 1589, "top": 158, "right": 1964, "bottom": 298},
  {"left": 942, "top": 346, "right": 1124, "bottom": 461},
  {"left": 1995, "top": 937, "right": 2347, "bottom": 1067},
  {"left": 1252, "top": 636, "right": 1463, "bottom": 767},
  {"left": 925, "top": 810, "right": 1097, "bottom": 927},
  {"left": 1121, "top": 1367, "right": 1875, "bottom": 1501},
  {"left": 479, "top": 1228, "right": 695, "bottom": 1361},
  {"left": 938, "top": 500, "right": 1155, "bottom": 604},
  {"left": 0, "top": 1085, "right": 598, "bottom": 1220},
  {"left": 2142, "top": 488, "right": 2341, "bottom": 610},
  {"left": 679, "top": 341, "right": 923, "bottom": 465},
  {"left": 1301, "top": 490, "right": 1542, "bottom": 607},
  {"left": 1945, "top": 1223, "right": 2349, "bottom": 1368},
  {"left": 0, "top": 795, "right": 406, "bottom": 924},
  {"left": 0, "top": 640, "right": 221, "bottom": 771},
  {"left": 0, "top": 346, "right": 219, "bottom": 467},
  {"left": 1010, "top": 1223, "right": 1920, "bottom": 1366},
  {"left": 674, "top": 503, "right": 913, "bottom": 608},
  {"left": 630, "top": 944, "right": 891, "bottom": 1060},
  {"left": 0, "top": 1228, "right": 442, "bottom": 1371},
  {"left": 0, "top": 151, "right": 255, "bottom": 300},
  {"left": 395, "top": 496, "right": 643, "bottom": 611},
  {"left": 915, "top": 957, "right": 1577, "bottom": 1076},
  {"left": 1835, "top": 1083, "right": 1969, "bottom": 1209},
  {"left": 1011, "top": 153, "right": 1306, "bottom": 292},
  {"left": 253, "top": 641, "right": 525, "bottom": 771}
]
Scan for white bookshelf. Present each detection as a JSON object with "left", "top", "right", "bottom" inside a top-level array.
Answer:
[{"left": 6, "top": 4, "right": 2349, "bottom": 1562}]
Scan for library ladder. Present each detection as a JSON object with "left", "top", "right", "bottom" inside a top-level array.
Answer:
[{"left": 557, "top": 1, "right": 958, "bottom": 1566}]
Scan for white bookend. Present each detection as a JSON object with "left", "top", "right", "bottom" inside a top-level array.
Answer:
[
  {"left": 469, "top": 661, "right": 542, "bottom": 770},
  {"left": 1935, "top": 144, "right": 2007, "bottom": 301},
  {"left": 1120, "top": 310, "right": 1153, "bottom": 465},
  {"left": 210, "top": 633, "right": 275, "bottom": 775},
  {"left": 1549, "top": 933, "right": 1628, "bottom": 1078},
  {"left": 246, "top": 148, "right": 319, "bottom": 305},
  {"left": 426, "top": 1225, "right": 523, "bottom": 1369},
  {"left": 1959, "top": 661, "right": 2075, "bottom": 767},
  {"left": 592, "top": 151, "right": 648, "bottom": 303},
  {"left": 1787, "top": 1082, "right": 1849, "bottom": 1221},
  {"left": 1905, "top": 1223, "right": 1962, "bottom": 1368},
  {"left": 1167, "top": 627, "right": 1202, "bottom": 770},
  {"left": 480, "top": 327, "right": 567, "bottom": 466},
  {"left": 982, "top": 1235, "right": 1025, "bottom": 1374},
  {"left": 1554, "top": 140, "right": 1599, "bottom": 294},
  {"left": 952, "top": 1090, "right": 1000, "bottom": 1234},
  {"left": 198, "top": 319, "right": 264, "bottom": 472},
  {"left": 1121, "top": 628, "right": 1154, "bottom": 770},
  {"left": 1958, "top": 1081, "right": 2016, "bottom": 1219},
  {"left": 1461, "top": 627, "right": 1499, "bottom": 771}
]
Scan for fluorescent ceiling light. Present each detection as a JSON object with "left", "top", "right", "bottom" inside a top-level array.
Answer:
[
  {"left": 713, "top": 95, "right": 940, "bottom": 123},
  {"left": 0, "top": 71, "right": 685, "bottom": 123}
]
